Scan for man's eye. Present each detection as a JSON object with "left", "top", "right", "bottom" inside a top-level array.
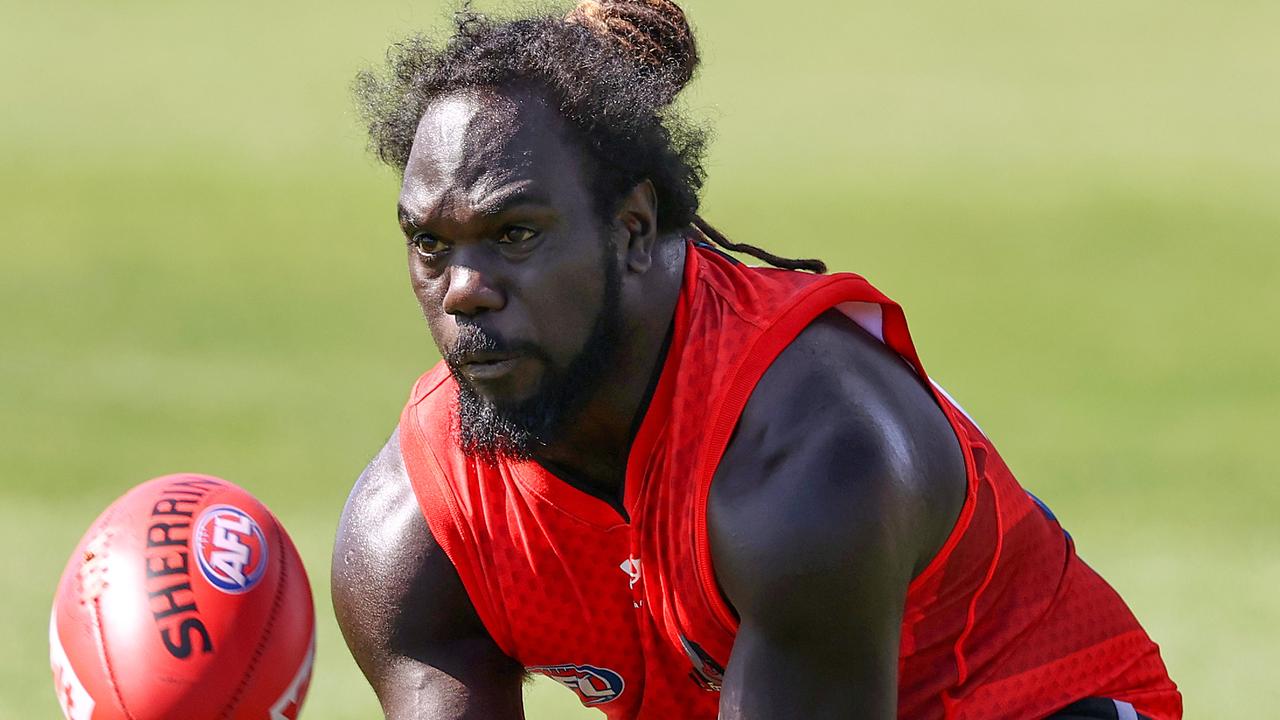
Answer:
[
  {"left": 499, "top": 226, "right": 539, "bottom": 244},
  {"left": 410, "top": 233, "right": 447, "bottom": 257}
]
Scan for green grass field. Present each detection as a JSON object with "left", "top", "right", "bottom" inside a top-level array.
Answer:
[{"left": 3, "top": 0, "right": 1278, "bottom": 716}]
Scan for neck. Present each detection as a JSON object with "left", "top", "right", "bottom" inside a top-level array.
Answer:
[{"left": 533, "top": 238, "right": 686, "bottom": 504}]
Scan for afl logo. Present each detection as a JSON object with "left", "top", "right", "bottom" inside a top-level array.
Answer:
[
  {"left": 194, "top": 505, "right": 269, "bottom": 594},
  {"left": 528, "top": 663, "right": 625, "bottom": 706}
]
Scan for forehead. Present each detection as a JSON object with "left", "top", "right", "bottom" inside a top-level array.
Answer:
[{"left": 400, "top": 87, "right": 589, "bottom": 218}]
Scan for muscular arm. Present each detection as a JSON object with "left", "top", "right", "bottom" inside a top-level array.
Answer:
[
  {"left": 332, "top": 429, "right": 525, "bottom": 720},
  {"left": 710, "top": 312, "right": 966, "bottom": 719}
]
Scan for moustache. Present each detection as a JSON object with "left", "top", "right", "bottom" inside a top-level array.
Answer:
[{"left": 444, "top": 324, "right": 545, "bottom": 366}]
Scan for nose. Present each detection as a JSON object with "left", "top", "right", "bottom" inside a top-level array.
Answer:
[{"left": 441, "top": 262, "right": 505, "bottom": 317}]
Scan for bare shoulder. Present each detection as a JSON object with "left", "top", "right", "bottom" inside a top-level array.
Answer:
[
  {"left": 332, "top": 427, "right": 422, "bottom": 588},
  {"left": 709, "top": 310, "right": 966, "bottom": 610},
  {"left": 332, "top": 429, "right": 521, "bottom": 718},
  {"left": 332, "top": 428, "right": 483, "bottom": 660}
]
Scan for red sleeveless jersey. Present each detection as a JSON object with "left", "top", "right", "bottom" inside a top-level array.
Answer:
[{"left": 399, "top": 242, "right": 1181, "bottom": 719}]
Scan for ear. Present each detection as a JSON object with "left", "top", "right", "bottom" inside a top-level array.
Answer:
[{"left": 613, "top": 180, "right": 659, "bottom": 273}]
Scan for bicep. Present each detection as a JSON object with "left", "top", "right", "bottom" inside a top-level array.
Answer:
[
  {"left": 710, "top": 313, "right": 965, "bottom": 719},
  {"left": 713, "top": 448, "right": 911, "bottom": 720},
  {"left": 332, "top": 430, "right": 525, "bottom": 720}
]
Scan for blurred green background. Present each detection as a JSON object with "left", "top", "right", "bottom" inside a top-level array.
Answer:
[{"left": 3, "top": 0, "right": 1277, "bottom": 716}]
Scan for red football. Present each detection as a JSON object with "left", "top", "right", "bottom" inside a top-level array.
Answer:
[{"left": 49, "top": 474, "right": 315, "bottom": 720}]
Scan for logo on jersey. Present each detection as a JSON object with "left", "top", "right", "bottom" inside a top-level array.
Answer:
[
  {"left": 679, "top": 634, "right": 725, "bottom": 692},
  {"left": 193, "top": 505, "right": 268, "bottom": 594},
  {"left": 619, "top": 557, "right": 642, "bottom": 588},
  {"left": 528, "top": 663, "right": 625, "bottom": 706}
]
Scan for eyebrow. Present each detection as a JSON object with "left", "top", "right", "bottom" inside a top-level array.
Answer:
[
  {"left": 398, "top": 187, "right": 555, "bottom": 229},
  {"left": 397, "top": 204, "right": 417, "bottom": 228},
  {"left": 472, "top": 187, "right": 554, "bottom": 217}
]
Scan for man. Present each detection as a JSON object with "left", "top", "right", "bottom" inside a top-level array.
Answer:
[{"left": 332, "top": 2, "right": 1181, "bottom": 718}]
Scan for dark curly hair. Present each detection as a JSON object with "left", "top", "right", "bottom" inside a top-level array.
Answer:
[{"left": 354, "top": 0, "right": 826, "bottom": 272}]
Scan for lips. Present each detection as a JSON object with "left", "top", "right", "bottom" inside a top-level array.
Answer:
[{"left": 456, "top": 352, "right": 524, "bottom": 381}]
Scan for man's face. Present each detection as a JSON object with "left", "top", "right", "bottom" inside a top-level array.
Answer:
[{"left": 397, "top": 87, "right": 622, "bottom": 460}]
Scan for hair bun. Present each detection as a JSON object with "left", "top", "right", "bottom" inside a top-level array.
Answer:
[{"left": 566, "top": 0, "right": 699, "bottom": 101}]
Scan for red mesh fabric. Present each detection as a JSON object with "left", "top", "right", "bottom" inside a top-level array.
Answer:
[{"left": 399, "top": 243, "right": 1181, "bottom": 719}]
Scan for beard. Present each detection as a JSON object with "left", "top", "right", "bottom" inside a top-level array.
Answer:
[{"left": 446, "top": 252, "right": 623, "bottom": 463}]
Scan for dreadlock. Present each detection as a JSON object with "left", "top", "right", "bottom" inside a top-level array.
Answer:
[
  {"left": 355, "top": 0, "right": 825, "bottom": 273},
  {"left": 692, "top": 216, "right": 827, "bottom": 273}
]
